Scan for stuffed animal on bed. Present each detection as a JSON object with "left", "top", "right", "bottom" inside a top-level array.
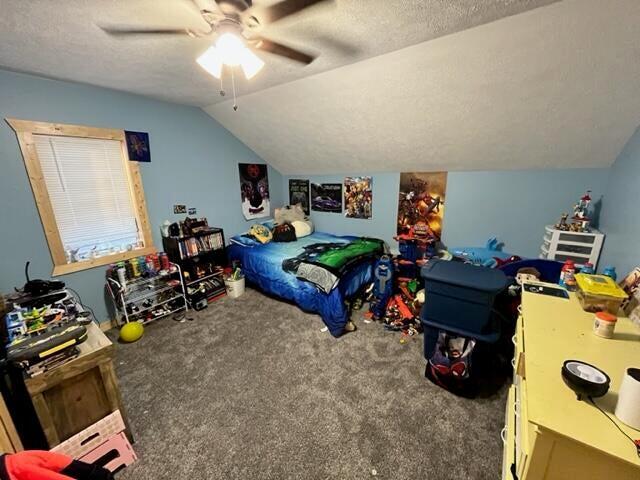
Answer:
[
  {"left": 274, "top": 204, "right": 305, "bottom": 224},
  {"left": 0, "top": 450, "right": 113, "bottom": 480},
  {"left": 248, "top": 224, "right": 272, "bottom": 244}
]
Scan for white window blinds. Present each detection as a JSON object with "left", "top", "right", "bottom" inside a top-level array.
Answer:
[{"left": 33, "top": 135, "right": 143, "bottom": 262}]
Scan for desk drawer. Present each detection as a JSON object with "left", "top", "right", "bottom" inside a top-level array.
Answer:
[
  {"left": 502, "top": 386, "right": 516, "bottom": 480},
  {"left": 514, "top": 377, "right": 531, "bottom": 478},
  {"left": 512, "top": 314, "right": 526, "bottom": 384}
]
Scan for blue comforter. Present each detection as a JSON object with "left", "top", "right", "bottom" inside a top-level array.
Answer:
[{"left": 228, "top": 232, "right": 375, "bottom": 337}]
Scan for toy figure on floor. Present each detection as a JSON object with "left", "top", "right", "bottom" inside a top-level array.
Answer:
[
  {"left": 0, "top": 450, "right": 113, "bottom": 480},
  {"left": 394, "top": 221, "right": 437, "bottom": 279},
  {"left": 369, "top": 255, "right": 394, "bottom": 320}
]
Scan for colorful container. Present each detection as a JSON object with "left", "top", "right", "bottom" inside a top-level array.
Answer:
[{"left": 575, "top": 273, "right": 628, "bottom": 314}]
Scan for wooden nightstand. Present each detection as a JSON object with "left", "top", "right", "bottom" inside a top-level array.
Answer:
[{"left": 23, "top": 322, "right": 131, "bottom": 448}]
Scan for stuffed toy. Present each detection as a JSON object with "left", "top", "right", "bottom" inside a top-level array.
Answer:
[
  {"left": 247, "top": 224, "right": 272, "bottom": 244},
  {"left": 0, "top": 450, "right": 113, "bottom": 480},
  {"left": 274, "top": 204, "right": 305, "bottom": 224}
]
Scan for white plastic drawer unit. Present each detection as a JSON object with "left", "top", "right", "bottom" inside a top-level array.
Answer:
[{"left": 539, "top": 226, "right": 604, "bottom": 268}]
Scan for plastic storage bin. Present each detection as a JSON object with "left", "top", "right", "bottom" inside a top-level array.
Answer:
[
  {"left": 575, "top": 273, "right": 627, "bottom": 314},
  {"left": 420, "top": 259, "right": 508, "bottom": 342}
]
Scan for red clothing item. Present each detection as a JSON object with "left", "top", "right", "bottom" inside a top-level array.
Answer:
[{"left": 0, "top": 451, "right": 112, "bottom": 480}]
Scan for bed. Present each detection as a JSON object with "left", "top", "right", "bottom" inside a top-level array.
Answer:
[{"left": 228, "top": 231, "right": 383, "bottom": 336}]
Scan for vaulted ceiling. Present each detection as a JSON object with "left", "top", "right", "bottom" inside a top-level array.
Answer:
[
  {"left": 205, "top": 0, "right": 640, "bottom": 173},
  {"left": 2, "top": 1, "right": 640, "bottom": 174},
  {"left": 0, "top": 0, "right": 556, "bottom": 105}
]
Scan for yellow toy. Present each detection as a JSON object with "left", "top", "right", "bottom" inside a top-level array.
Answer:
[{"left": 119, "top": 322, "right": 144, "bottom": 343}]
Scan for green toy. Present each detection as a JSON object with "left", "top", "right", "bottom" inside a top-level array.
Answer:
[{"left": 120, "top": 321, "right": 144, "bottom": 343}]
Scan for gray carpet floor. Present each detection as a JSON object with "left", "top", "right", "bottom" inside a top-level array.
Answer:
[{"left": 111, "top": 288, "right": 506, "bottom": 480}]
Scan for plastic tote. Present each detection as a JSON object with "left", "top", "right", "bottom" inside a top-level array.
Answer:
[
  {"left": 224, "top": 276, "right": 245, "bottom": 298},
  {"left": 420, "top": 259, "right": 508, "bottom": 343}
]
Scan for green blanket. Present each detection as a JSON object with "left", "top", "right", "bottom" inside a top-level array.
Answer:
[{"left": 282, "top": 238, "right": 385, "bottom": 293}]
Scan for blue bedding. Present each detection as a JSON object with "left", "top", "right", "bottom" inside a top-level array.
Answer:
[{"left": 228, "top": 232, "right": 375, "bottom": 337}]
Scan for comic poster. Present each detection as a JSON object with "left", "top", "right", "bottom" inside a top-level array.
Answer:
[
  {"left": 238, "top": 163, "right": 270, "bottom": 220},
  {"left": 288, "top": 179, "right": 310, "bottom": 215},
  {"left": 397, "top": 172, "right": 447, "bottom": 240},
  {"left": 344, "top": 176, "right": 372, "bottom": 219},
  {"left": 311, "top": 183, "right": 342, "bottom": 213}
]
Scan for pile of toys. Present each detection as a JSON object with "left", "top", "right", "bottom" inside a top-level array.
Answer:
[
  {"left": 366, "top": 229, "right": 433, "bottom": 343},
  {"left": 555, "top": 190, "right": 593, "bottom": 233}
]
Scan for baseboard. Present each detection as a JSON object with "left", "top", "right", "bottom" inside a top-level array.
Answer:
[{"left": 99, "top": 319, "right": 116, "bottom": 332}]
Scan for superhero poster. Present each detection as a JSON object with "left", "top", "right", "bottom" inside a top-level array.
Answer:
[
  {"left": 344, "top": 176, "right": 372, "bottom": 219},
  {"left": 311, "top": 183, "right": 342, "bottom": 213},
  {"left": 238, "top": 163, "right": 270, "bottom": 220},
  {"left": 288, "top": 179, "right": 310, "bottom": 215},
  {"left": 397, "top": 172, "right": 447, "bottom": 240}
]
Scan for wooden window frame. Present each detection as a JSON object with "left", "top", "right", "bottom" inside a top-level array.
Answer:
[{"left": 7, "top": 119, "right": 155, "bottom": 276}]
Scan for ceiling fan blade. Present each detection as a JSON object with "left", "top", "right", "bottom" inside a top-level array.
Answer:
[
  {"left": 100, "top": 25, "right": 209, "bottom": 37},
  {"left": 253, "top": 37, "right": 317, "bottom": 64},
  {"left": 251, "top": 0, "right": 333, "bottom": 25}
]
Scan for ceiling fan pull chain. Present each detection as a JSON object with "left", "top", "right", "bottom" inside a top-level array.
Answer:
[
  {"left": 231, "top": 67, "right": 238, "bottom": 111},
  {"left": 219, "top": 72, "right": 225, "bottom": 97}
]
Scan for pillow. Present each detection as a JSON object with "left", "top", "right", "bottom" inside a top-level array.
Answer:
[
  {"left": 230, "top": 235, "right": 260, "bottom": 247},
  {"left": 260, "top": 219, "right": 276, "bottom": 230},
  {"left": 291, "top": 219, "right": 313, "bottom": 238},
  {"left": 274, "top": 204, "right": 305, "bottom": 224},
  {"left": 248, "top": 224, "right": 272, "bottom": 244}
]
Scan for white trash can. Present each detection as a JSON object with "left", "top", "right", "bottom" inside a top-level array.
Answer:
[{"left": 224, "top": 276, "right": 245, "bottom": 298}]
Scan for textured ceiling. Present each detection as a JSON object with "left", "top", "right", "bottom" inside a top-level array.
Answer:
[
  {"left": 205, "top": 0, "right": 640, "bottom": 174},
  {"left": 0, "top": 0, "right": 556, "bottom": 106}
]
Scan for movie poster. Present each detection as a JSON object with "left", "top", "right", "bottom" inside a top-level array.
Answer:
[
  {"left": 344, "top": 176, "right": 372, "bottom": 219},
  {"left": 311, "top": 183, "right": 342, "bottom": 213},
  {"left": 238, "top": 163, "right": 270, "bottom": 220},
  {"left": 397, "top": 172, "right": 447, "bottom": 240},
  {"left": 288, "top": 179, "right": 310, "bottom": 215}
]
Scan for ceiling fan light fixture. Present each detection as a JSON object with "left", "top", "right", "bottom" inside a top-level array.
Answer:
[
  {"left": 196, "top": 45, "right": 223, "bottom": 79},
  {"left": 216, "top": 32, "right": 246, "bottom": 66},
  {"left": 239, "top": 48, "right": 264, "bottom": 80}
]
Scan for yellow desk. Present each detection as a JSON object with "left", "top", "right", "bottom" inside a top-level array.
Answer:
[{"left": 502, "top": 286, "right": 640, "bottom": 479}]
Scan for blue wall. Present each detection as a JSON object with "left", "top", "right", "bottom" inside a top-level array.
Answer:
[
  {"left": 0, "top": 69, "right": 282, "bottom": 323},
  {"left": 283, "top": 169, "right": 610, "bottom": 258},
  {"left": 599, "top": 126, "right": 640, "bottom": 277}
]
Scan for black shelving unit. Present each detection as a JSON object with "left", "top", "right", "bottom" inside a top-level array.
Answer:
[{"left": 162, "top": 227, "right": 228, "bottom": 308}]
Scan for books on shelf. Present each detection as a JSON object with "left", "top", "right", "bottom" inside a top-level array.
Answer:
[{"left": 177, "top": 232, "right": 224, "bottom": 259}]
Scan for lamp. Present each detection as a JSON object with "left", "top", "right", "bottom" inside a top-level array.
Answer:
[
  {"left": 196, "top": 32, "right": 264, "bottom": 80},
  {"left": 196, "top": 44, "right": 223, "bottom": 79}
]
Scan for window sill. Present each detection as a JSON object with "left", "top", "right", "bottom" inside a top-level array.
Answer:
[{"left": 52, "top": 246, "right": 157, "bottom": 276}]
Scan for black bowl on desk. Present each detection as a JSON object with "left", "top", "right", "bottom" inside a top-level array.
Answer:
[{"left": 562, "top": 359, "right": 610, "bottom": 401}]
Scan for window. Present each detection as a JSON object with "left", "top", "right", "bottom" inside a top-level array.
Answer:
[{"left": 8, "top": 119, "right": 155, "bottom": 276}]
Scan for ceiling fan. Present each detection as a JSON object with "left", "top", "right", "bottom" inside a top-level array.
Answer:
[{"left": 100, "top": 0, "right": 333, "bottom": 80}]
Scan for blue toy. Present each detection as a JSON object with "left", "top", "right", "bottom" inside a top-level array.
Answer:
[
  {"left": 369, "top": 255, "right": 394, "bottom": 319},
  {"left": 450, "top": 237, "right": 516, "bottom": 268}
]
